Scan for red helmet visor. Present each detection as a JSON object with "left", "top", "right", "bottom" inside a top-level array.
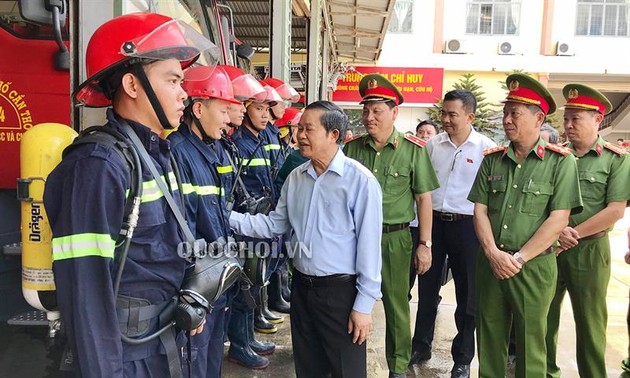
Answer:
[
  {"left": 232, "top": 74, "right": 267, "bottom": 102},
  {"left": 123, "top": 20, "right": 219, "bottom": 67},
  {"left": 273, "top": 83, "right": 300, "bottom": 102}
]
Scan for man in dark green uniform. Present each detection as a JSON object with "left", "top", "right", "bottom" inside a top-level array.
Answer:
[
  {"left": 467, "top": 74, "right": 582, "bottom": 378},
  {"left": 545, "top": 84, "right": 630, "bottom": 378},
  {"left": 344, "top": 74, "right": 439, "bottom": 378}
]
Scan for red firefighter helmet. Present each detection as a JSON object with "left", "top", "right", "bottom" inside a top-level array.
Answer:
[
  {"left": 182, "top": 66, "right": 241, "bottom": 105},
  {"left": 219, "top": 65, "right": 267, "bottom": 102},
  {"left": 257, "top": 82, "right": 283, "bottom": 107},
  {"left": 261, "top": 77, "right": 300, "bottom": 102},
  {"left": 74, "top": 12, "right": 219, "bottom": 107},
  {"left": 275, "top": 107, "right": 302, "bottom": 128}
]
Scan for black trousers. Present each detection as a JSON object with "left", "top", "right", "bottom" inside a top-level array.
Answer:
[
  {"left": 411, "top": 215, "right": 479, "bottom": 365},
  {"left": 291, "top": 270, "right": 366, "bottom": 378}
]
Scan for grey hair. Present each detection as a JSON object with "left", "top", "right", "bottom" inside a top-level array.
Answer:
[{"left": 304, "top": 100, "right": 348, "bottom": 143}]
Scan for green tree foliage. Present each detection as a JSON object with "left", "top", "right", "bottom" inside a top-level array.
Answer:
[
  {"left": 343, "top": 109, "right": 366, "bottom": 136},
  {"left": 429, "top": 73, "right": 503, "bottom": 142}
]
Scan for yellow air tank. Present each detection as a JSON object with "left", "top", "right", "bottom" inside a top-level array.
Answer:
[{"left": 19, "top": 123, "right": 77, "bottom": 314}]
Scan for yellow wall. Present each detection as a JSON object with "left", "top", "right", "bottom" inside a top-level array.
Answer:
[
  {"left": 443, "top": 71, "right": 512, "bottom": 111},
  {"left": 251, "top": 52, "right": 307, "bottom": 66}
]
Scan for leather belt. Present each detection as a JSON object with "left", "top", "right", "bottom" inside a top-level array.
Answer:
[
  {"left": 433, "top": 211, "right": 473, "bottom": 222},
  {"left": 581, "top": 230, "right": 608, "bottom": 241},
  {"left": 382, "top": 222, "right": 410, "bottom": 234},
  {"left": 506, "top": 248, "right": 553, "bottom": 257},
  {"left": 294, "top": 270, "right": 356, "bottom": 288}
]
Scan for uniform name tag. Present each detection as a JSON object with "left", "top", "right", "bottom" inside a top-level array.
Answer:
[{"left": 487, "top": 175, "right": 503, "bottom": 181}]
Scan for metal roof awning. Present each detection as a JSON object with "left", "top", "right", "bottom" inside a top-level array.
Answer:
[
  {"left": 221, "top": 0, "right": 394, "bottom": 64},
  {"left": 327, "top": 0, "right": 394, "bottom": 63},
  {"left": 223, "top": 0, "right": 308, "bottom": 50}
]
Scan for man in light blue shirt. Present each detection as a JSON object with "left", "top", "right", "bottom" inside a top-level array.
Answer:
[{"left": 230, "top": 100, "right": 383, "bottom": 378}]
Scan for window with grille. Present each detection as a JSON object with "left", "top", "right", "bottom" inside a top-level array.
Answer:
[
  {"left": 388, "top": 0, "right": 413, "bottom": 33},
  {"left": 465, "top": 1, "right": 521, "bottom": 35},
  {"left": 576, "top": 0, "right": 629, "bottom": 36}
]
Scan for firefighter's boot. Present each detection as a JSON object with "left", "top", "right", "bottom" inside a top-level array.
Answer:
[
  {"left": 268, "top": 271, "right": 290, "bottom": 313},
  {"left": 246, "top": 310, "right": 275, "bottom": 356},
  {"left": 227, "top": 309, "right": 269, "bottom": 369},
  {"left": 254, "top": 286, "right": 278, "bottom": 334},
  {"left": 261, "top": 286, "right": 284, "bottom": 324},
  {"left": 280, "top": 264, "right": 291, "bottom": 302}
]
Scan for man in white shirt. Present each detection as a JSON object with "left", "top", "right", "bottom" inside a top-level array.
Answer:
[{"left": 409, "top": 90, "right": 496, "bottom": 378}]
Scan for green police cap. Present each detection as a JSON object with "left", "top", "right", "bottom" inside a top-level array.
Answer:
[
  {"left": 358, "top": 74, "right": 404, "bottom": 105},
  {"left": 504, "top": 73, "right": 556, "bottom": 115},
  {"left": 562, "top": 83, "right": 612, "bottom": 115}
]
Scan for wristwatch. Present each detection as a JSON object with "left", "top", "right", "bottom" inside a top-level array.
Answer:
[
  {"left": 420, "top": 240, "right": 432, "bottom": 248},
  {"left": 513, "top": 252, "right": 526, "bottom": 265}
]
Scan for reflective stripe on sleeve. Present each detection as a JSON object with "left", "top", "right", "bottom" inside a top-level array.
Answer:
[
  {"left": 52, "top": 233, "right": 115, "bottom": 261},
  {"left": 238, "top": 158, "right": 271, "bottom": 166},
  {"left": 181, "top": 183, "right": 225, "bottom": 197},
  {"left": 126, "top": 172, "right": 181, "bottom": 203},
  {"left": 264, "top": 144, "right": 281, "bottom": 151},
  {"left": 217, "top": 165, "right": 233, "bottom": 174}
]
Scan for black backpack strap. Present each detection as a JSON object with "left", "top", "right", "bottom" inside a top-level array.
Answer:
[{"left": 63, "top": 126, "right": 142, "bottom": 242}]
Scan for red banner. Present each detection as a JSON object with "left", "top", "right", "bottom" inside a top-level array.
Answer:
[{"left": 332, "top": 66, "right": 444, "bottom": 105}]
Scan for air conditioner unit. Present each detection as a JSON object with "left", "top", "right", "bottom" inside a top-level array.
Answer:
[
  {"left": 498, "top": 40, "right": 519, "bottom": 55},
  {"left": 444, "top": 39, "right": 468, "bottom": 54},
  {"left": 556, "top": 40, "right": 574, "bottom": 56}
]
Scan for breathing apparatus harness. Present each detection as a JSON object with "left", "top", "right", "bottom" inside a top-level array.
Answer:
[{"left": 64, "top": 119, "right": 250, "bottom": 378}]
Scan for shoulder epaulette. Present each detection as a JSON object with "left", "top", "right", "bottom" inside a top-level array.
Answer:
[
  {"left": 545, "top": 143, "right": 571, "bottom": 156},
  {"left": 603, "top": 142, "right": 629, "bottom": 155},
  {"left": 344, "top": 134, "right": 365, "bottom": 144},
  {"left": 404, "top": 134, "right": 426, "bottom": 148},
  {"left": 483, "top": 146, "right": 507, "bottom": 156}
]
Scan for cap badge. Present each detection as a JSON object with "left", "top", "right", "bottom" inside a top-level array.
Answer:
[
  {"left": 568, "top": 88, "right": 579, "bottom": 99},
  {"left": 509, "top": 80, "right": 520, "bottom": 92},
  {"left": 367, "top": 79, "right": 378, "bottom": 89}
]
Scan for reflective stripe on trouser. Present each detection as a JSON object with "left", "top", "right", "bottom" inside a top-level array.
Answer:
[
  {"left": 381, "top": 228, "right": 413, "bottom": 373},
  {"left": 545, "top": 237, "right": 610, "bottom": 378},
  {"left": 476, "top": 251, "right": 557, "bottom": 378}
]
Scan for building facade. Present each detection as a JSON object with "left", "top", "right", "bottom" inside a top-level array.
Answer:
[{"left": 355, "top": 0, "right": 630, "bottom": 140}]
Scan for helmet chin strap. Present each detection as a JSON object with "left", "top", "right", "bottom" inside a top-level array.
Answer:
[
  {"left": 192, "top": 117, "right": 215, "bottom": 145},
  {"left": 132, "top": 64, "right": 174, "bottom": 130}
]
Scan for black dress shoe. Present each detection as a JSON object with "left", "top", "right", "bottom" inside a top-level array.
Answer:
[
  {"left": 388, "top": 372, "right": 406, "bottom": 378},
  {"left": 408, "top": 349, "right": 431, "bottom": 366},
  {"left": 450, "top": 363, "right": 470, "bottom": 378}
]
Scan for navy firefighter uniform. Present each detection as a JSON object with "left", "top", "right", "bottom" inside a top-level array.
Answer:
[
  {"left": 169, "top": 123, "right": 231, "bottom": 377},
  {"left": 232, "top": 125, "right": 276, "bottom": 201},
  {"left": 44, "top": 110, "right": 188, "bottom": 376},
  {"left": 261, "top": 122, "right": 286, "bottom": 202}
]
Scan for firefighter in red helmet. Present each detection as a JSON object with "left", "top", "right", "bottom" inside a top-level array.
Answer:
[
  {"left": 44, "top": 13, "right": 218, "bottom": 377},
  {"left": 276, "top": 107, "right": 302, "bottom": 151},
  {"left": 258, "top": 78, "right": 300, "bottom": 317},
  {"left": 169, "top": 65, "right": 242, "bottom": 377},
  {"left": 213, "top": 65, "right": 278, "bottom": 369}
]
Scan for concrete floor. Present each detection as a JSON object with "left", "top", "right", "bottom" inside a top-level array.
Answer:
[{"left": 223, "top": 209, "right": 630, "bottom": 378}]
